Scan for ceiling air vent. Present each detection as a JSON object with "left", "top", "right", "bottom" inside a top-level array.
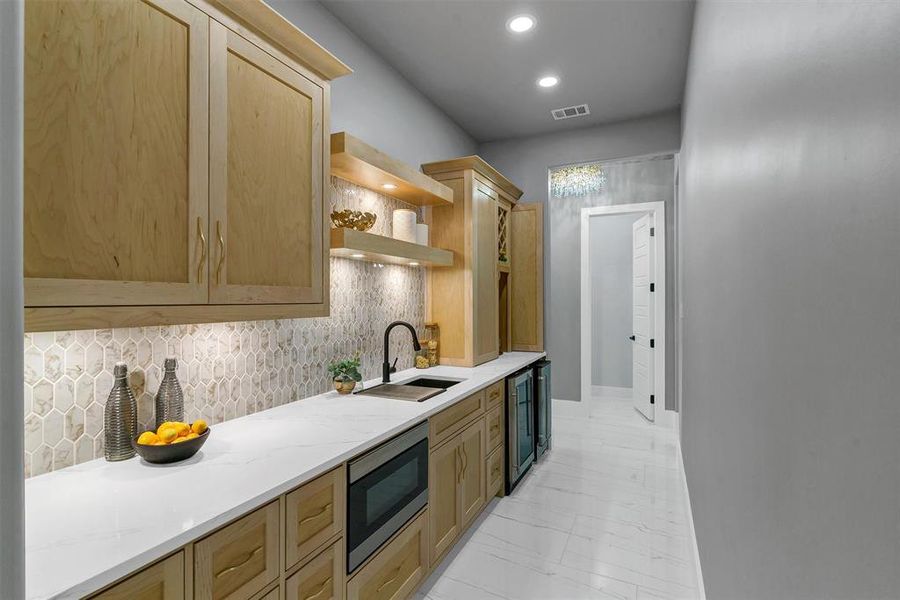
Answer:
[{"left": 551, "top": 103, "right": 590, "bottom": 121}]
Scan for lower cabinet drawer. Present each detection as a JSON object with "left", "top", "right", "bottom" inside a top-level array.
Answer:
[
  {"left": 91, "top": 552, "right": 185, "bottom": 599},
  {"left": 485, "top": 404, "right": 503, "bottom": 452},
  {"left": 285, "top": 539, "right": 345, "bottom": 600},
  {"left": 194, "top": 501, "right": 280, "bottom": 600},
  {"left": 429, "top": 391, "right": 484, "bottom": 448},
  {"left": 486, "top": 447, "right": 503, "bottom": 499},
  {"left": 285, "top": 465, "right": 345, "bottom": 569},
  {"left": 346, "top": 511, "right": 428, "bottom": 600},
  {"left": 485, "top": 380, "right": 504, "bottom": 410}
]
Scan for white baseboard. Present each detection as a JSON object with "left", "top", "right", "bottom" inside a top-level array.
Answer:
[
  {"left": 591, "top": 385, "right": 632, "bottom": 399},
  {"left": 655, "top": 407, "right": 678, "bottom": 430},
  {"left": 677, "top": 437, "right": 707, "bottom": 600}
]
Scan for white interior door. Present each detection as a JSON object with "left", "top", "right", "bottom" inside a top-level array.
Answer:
[{"left": 632, "top": 214, "right": 655, "bottom": 420}]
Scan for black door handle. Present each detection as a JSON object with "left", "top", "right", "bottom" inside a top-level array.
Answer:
[{"left": 629, "top": 335, "right": 635, "bottom": 341}]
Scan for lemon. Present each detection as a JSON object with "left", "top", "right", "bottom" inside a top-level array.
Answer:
[
  {"left": 158, "top": 427, "right": 178, "bottom": 444},
  {"left": 170, "top": 422, "right": 190, "bottom": 437},
  {"left": 191, "top": 420, "right": 208, "bottom": 435},
  {"left": 185, "top": 432, "right": 199, "bottom": 440},
  {"left": 171, "top": 436, "right": 189, "bottom": 444},
  {"left": 156, "top": 422, "right": 172, "bottom": 436},
  {"left": 137, "top": 431, "right": 159, "bottom": 445}
]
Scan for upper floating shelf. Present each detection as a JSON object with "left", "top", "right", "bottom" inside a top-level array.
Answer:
[
  {"left": 331, "top": 132, "right": 454, "bottom": 207},
  {"left": 331, "top": 228, "right": 454, "bottom": 268}
]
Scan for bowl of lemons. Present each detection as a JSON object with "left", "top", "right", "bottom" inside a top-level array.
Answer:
[{"left": 133, "top": 420, "right": 210, "bottom": 464}]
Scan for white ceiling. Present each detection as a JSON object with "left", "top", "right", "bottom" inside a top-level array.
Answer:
[{"left": 318, "top": 0, "right": 695, "bottom": 142}]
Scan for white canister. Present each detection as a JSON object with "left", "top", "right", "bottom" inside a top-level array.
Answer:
[
  {"left": 415, "top": 223, "right": 429, "bottom": 246},
  {"left": 392, "top": 209, "right": 417, "bottom": 243}
]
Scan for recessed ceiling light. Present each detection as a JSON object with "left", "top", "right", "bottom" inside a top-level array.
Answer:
[
  {"left": 537, "top": 75, "right": 559, "bottom": 88},
  {"left": 382, "top": 183, "right": 398, "bottom": 190},
  {"left": 506, "top": 14, "right": 535, "bottom": 33},
  {"left": 351, "top": 253, "right": 365, "bottom": 258}
]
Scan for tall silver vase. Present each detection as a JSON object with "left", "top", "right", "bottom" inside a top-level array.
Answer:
[
  {"left": 104, "top": 362, "right": 137, "bottom": 461},
  {"left": 155, "top": 357, "right": 184, "bottom": 427}
]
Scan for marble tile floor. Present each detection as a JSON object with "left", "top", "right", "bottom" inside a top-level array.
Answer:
[{"left": 416, "top": 394, "right": 702, "bottom": 600}]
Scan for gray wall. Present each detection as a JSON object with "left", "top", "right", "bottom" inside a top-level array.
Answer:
[
  {"left": 0, "top": 0, "right": 25, "bottom": 597},
  {"left": 679, "top": 2, "right": 900, "bottom": 598},
  {"left": 268, "top": 0, "right": 476, "bottom": 166},
  {"left": 479, "top": 113, "right": 680, "bottom": 409},
  {"left": 590, "top": 214, "right": 638, "bottom": 388}
]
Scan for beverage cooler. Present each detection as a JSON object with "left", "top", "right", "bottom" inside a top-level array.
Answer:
[{"left": 533, "top": 359, "right": 551, "bottom": 460}]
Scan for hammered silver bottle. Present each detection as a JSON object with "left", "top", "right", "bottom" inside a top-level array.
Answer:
[
  {"left": 155, "top": 357, "right": 184, "bottom": 428},
  {"left": 104, "top": 362, "right": 137, "bottom": 461}
]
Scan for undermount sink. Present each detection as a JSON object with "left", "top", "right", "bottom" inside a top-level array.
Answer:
[
  {"left": 399, "top": 377, "right": 463, "bottom": 390},
  {"left": 354, "top": 376, "right": 465, "bottom": 402}
]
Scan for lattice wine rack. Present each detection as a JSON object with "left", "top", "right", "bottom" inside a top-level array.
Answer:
[{"left": 497, "top": 204, "right": 509, "bottom": 264}]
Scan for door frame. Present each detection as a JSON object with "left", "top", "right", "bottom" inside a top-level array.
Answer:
[{"left": 579, "top": 202, "right": 667, "bottom": 424}]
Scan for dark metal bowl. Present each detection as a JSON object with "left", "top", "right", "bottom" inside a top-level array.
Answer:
[{"left": 133, "top": 427, "right": 210, "bottom": 464}]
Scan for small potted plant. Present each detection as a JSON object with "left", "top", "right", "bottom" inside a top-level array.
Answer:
[{"left": 328, "top": 356, "right": 363, "bottom": 394}]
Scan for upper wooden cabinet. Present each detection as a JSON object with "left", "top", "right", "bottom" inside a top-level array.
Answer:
[
  {"left": 422, "top": 157, "right": 525, "bottom": 367},
  {"left": 209, "top": 22, "right": 323, "bottom": 305},
  {"left": 23, "top": 0, "right": 349, "bottom": 332},
  {"left": 24, "top": 0, "right": 210, "bottom": 308}
]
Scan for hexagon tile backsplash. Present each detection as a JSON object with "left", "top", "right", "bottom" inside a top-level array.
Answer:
[{"left": 22, "top": 179, "right": 427, "bottom": 478}]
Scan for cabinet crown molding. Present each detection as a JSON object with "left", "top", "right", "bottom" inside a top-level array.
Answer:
[
  {"left": 207, "top": 0, "right": 352, "bottom": 80},
  {"left": 421, "top": 156, "right": 523, "bottom": 203}
]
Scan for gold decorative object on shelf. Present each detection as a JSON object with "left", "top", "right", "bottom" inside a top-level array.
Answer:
[
  {"left": 424, "top": 323, "right": 440, "bottom": 367},
  {"left": 330, "top": 209, "right": 377, "bottom": 231}
]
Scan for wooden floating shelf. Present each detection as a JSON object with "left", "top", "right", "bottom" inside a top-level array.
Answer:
[
  {"left": 330, "top": 228, "right": 454, "bottom": 267},
  {"left": 331, "top": 132, "right": 454, "bottom": 207}
]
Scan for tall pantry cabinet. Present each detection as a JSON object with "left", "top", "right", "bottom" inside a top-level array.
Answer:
[
  {"left": 23, "top": 0, "right": 350, "bottom": 332},
  {"left": 422, "top": 157, "right": 544, "bottom": 367}
]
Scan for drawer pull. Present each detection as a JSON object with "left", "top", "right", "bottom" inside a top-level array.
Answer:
[
  {"left": 298, "top": 502, "right": 332, "bottom": 526},
  {"left": 376, "top": 565, "right": 402, "bottom": 593},
  {"left": 214, "top": 545, "right": 263, "bottom": 579},
  {"left": 303, "top": 576, "right": 332, "bottom": 600}
]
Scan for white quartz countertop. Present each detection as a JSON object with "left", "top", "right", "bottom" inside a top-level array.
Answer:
[{"left": 24, "top": 352, "right": 544, "bottom": 600}]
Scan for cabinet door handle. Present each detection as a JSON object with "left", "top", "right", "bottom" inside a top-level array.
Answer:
[
  {"left": 377, "top": 566, "right": 402, "bottom": 593},
  {"left": 214, "top": 545, "right": 263, "bottom": 579},
  {"left": 299, "top": 502, "right": 332, "bottom": 526},
  {"left": 303, "top": 576, "right": 332, "bottom": 600},
  {"left": 461, "top": 443, "right": 468, "bottom": 475},
  {"left": 196, "top": 216, "right": 207, "bottom": 284},
  {"left": 215, "top": 220, "right": 226, "bottom": 284},
  {"left": 455, "top": 447, "right": 462, "bottom": 483}
]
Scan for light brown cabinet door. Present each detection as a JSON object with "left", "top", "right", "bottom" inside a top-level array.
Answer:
[
  {"left": 459, "top": 419, "right": 486, "bottom": 529},
  {"left": 428, "top": 438, "right": 461, "bottom": 565},
  {"left": 209, "top": 22, "right": 325, "bottom": 305},
  {"left": 285, "top": 539, "right": 344, "bottom": 600},
  {"left": 472, "top": 183, "right": 499, "bottom": 365},
  {"left": 24, "top": 0, "right": 209, "bottom": 307},
  {"left": 346, "top": 511, "right": 427, "bottom": 600},
  {"left": 91, "top": 552, "right": 184, "bottom": 600},
  {"left": 510, "top": 203, "right": 544, "bottom": 351},
  {"left": 194, "top": 501, "right": 280, "bottom": 600}
]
